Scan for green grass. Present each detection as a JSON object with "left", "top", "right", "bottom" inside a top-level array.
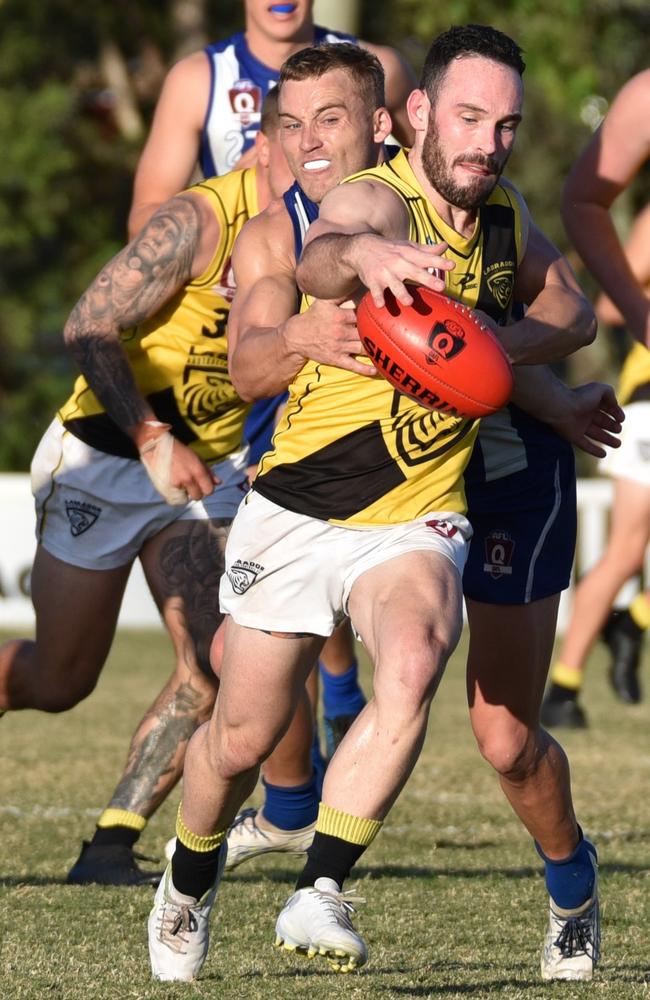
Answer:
[{"left": 1, "top": 628, "right": 649, "bottom": 999}]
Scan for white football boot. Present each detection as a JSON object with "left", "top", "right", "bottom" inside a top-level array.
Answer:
[
  {"left": 225, "top": 807, "right": 316, "bottom": 870},
  {"left": 541, "top": 856, "right": 600, "bottom": 981},
  {"left": 274, "top": 877, "right": 367, "bottom": 972},
  {"left": 148, "top": 843, "right": 227, "bottom": 982}
]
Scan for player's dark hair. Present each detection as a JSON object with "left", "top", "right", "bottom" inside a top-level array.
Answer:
[
  {"left": 279, "top": 42, "right": 385, "bottom": 110},
  {"left": 261, "top": 85, "right": 280, "bottom": 135},
  {"left": 420, "top": 25, "right": 525, "bottom": 104}
]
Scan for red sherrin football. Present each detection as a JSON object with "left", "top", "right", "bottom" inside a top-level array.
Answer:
[{"left": 357, "top": 285, "right": 513, "bottom": 418}]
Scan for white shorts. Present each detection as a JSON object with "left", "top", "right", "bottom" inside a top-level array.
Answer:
[
  {"left": 219, "top": 490, "right": 472, "bottom": 636},
  {"left": 32, "top": 418, "right": 249, "bottom": 570},
  {"left": 599, "top": 401, "right": 650, "bottom": 486}
]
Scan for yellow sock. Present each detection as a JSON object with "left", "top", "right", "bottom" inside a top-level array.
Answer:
[
  {"left": 176, "top": 803, "right": 226, "bottom": 853},
  {"left": 97, "top": 808, "right": 147, "bottom": 832},
  {"left": 630, "top": 593, "right": 650, "bottom": 630},
  {"left": 316, "top": 802, "right": 383, "bottom": 847},
  {"left": 550, "top": 661, "right": 583, "bottom": 691}
]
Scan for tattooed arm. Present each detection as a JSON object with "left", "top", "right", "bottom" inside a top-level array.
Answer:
[{"left": 63, "top": 194, "right": 219, "bottom": 501}]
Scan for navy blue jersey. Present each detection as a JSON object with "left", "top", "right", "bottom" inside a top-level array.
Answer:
[{"left": 243, "top": 183, "right": 319, "bottom": 463}]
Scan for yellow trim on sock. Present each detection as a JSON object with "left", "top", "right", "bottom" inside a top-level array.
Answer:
[
  {"left": 176, "top": 803, "right": 226, "bottom": 854},
  {"left": 550, "top": 662, "right": 583, "bottom": 691},
  {"left": 97, "top": 808, "right": 147, "bottom": 833},
  {"left": 316, "top": 802, "right": 383, "bottom": 847},
  {"left": 630, "top": 593, "right": 650, "bottom": 630}
]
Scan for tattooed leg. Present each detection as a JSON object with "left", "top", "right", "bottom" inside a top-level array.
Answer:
[{"left": 100, "top": 517, "right": 228, "bottom": 820}]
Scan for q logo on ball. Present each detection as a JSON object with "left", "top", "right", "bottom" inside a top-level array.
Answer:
[{"left": 426, "top": 320, "right": 467, "bottom": 366}]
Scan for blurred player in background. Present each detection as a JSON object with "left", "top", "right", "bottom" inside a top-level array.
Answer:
[
  {"left": 146, "top": 29, "right": 611, "bottom": 984},
  {"left": 543, "top": 69, "right": 650, "bottom": 728},
  {"left": 128, "top": 0, "right": 416, "bottom": 234}
]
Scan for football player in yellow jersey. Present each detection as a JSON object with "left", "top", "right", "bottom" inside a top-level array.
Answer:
[
  {"left": 146, "top": 30, "right": 614, "bottom": 984},
  {"left": 0, "top": 88, "right": 307, "bottom": 882},
  {"left": 545, "top": 69, "right": 650, "bottom": 724}
]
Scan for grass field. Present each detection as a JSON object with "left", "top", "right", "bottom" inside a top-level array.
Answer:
[{"left": 1, "top": 627, "right": 649, "bottom": 999}]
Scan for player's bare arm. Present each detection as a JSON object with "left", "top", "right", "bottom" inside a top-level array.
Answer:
[
  {"left": 596, "top": 203, "right": 650, "bottom": 326},
  {"left": 128, "top": 53, "right": 210, "bottom": 238},
  {"left": 297, "top": 179, "right": 453, "bottom": 305},
  {"left": 361, "top": 41, "right": 417, "bottom": 147},
  {"left": 228, "top": 203, "right": 372, "bottom": 399},
  {"left": 500, "top": 221, "right": 596, "bottom": 364},
  {"left": 512, "top": 365, "right": 624, "bottom": 459},
  {"left": 562, "top": 69, "right": 650, "bottom": 345},
  {"left": 64, "top": 194, "right": 219, "bottom": 501}
]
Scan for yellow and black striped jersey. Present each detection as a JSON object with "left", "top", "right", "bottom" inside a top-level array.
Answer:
[
  {"left": 58, "top": 169, "right": 258, "bottom": 462},
  {"left": 255, "top": 149, "right": 527, "bottom": 526}
]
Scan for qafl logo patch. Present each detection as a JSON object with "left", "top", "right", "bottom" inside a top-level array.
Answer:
[
  {"left": 483, "top": 529, "right": 514, "bottom": 579},
  {"left": 227, "top": 559, "right": 264, "bottom": 595},
  {"left": 425, "top": 319, "right": 467, "bottom": 366},
  {"left": 228, "top": 80, "right": 262, "bottom": 126},
  {"left": 65, "top": 500, "right": 101, "bottom": 537}
]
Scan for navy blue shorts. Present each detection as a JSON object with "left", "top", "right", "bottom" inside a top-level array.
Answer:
[{"left": 462, "top": 445, "right": 576, "bottom": 605}]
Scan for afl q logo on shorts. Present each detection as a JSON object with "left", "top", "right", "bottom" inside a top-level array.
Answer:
[
  {"left": 228, "top": 81, "right": 262, "bottom": 126},
  {"left": 483, "top": 530, "right": 514, "bottom": 579},
  {"left": 425, "top": 320, "right": 467, "bottom": 366}
]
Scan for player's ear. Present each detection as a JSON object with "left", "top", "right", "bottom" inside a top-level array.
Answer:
[
  {"left": 407, "top": 88, "right": 430, "bottom": 133},
  {"left": 372, "top": 106, "right": 393, "bottom": 143},
  {"left": 255, "top": 130, "right": 270, "bottom": 167}
]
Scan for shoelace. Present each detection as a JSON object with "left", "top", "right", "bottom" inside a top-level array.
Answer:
[
  {"left": 158, "top": 901, "right": 199, "bottom": 953},
  {"left": 554, "top": 909, "right": 597, "bottom": 959},
  {"left": 229, "top": 808, "right": 269, "bottom": 841},
  {"left": 312, "top": 887, "right": 366, "bottom": 929}
]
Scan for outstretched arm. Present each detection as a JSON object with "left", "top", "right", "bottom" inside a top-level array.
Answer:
[
  {"left": 512, "top": 365, "right": 624, "bottom": 459},
  {"left": 64, "top": 193, "right": 219, "bottom": 501},
  {"left": 296, "top": 179, "right": 454, "bottom": 306},
  {"left": 561, "top": 69, "right": 650, "bottom": 346}
]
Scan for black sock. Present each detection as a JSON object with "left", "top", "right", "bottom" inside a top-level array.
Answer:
[
  {"left": 90, "top": 825, "right": 139, "bottom": 849},
  {"left": 295, "top": 831, "right": 367, "bottom": 891},
  {"left": 546, "top": 682, "right": 577, "bottom": 703},
  {"left": 172, "top": 839, "right": 223, "bottom": 899}
]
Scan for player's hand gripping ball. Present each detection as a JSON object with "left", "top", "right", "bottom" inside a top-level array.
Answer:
[{"left": 357, "top": 286, "right": 513, "bottom": 418}]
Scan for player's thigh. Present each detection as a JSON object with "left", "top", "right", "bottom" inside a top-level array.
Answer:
[
  {"left": 466, "top": 594, "right": 560, "bottom": 727},
  {"left": 31, "top": 544, "right": 131, "bottom": 689},
  {"left": 139, "top": 516, "right": 230, "bottom": 677},
  {"left": 349, "top": 549, "right": 464, "bottom": 705},
  {"left": 214, "top": 616, "right": 324, "bottom": 747}
]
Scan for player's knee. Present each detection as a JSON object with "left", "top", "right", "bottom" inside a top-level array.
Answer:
[
  {"left": 479, "top": 727, "right": 539, "bottom": 781},
  {"left": 377, "top": 636, "right": 449, "bottom": 714},
  {"left": 215, "top": 724, "right": 275, "bottom": 777},
  {"left": 36, "top": 675, "right": 99, "bottom": 713}
]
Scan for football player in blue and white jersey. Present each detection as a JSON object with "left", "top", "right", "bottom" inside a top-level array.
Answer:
[{"left": 128, "top": 0, "right": 416, "bottom": 236}]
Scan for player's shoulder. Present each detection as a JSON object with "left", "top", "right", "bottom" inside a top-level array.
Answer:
[
  {"left": 606, "top": 69, "right": 650, "bottom": 133},
  {"left": 358, "top": 38, "right": 407, "bottom": 69},
  {"left": 235, "top": 196, "right": 295, "bottom": 264},
  {"left": 163, "top": 48, "right": 211, "bottom": 92}
]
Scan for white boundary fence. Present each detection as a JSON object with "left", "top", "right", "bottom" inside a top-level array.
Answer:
[{"left": 0, "top": 474, "right": 646, "bottom": 630}]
